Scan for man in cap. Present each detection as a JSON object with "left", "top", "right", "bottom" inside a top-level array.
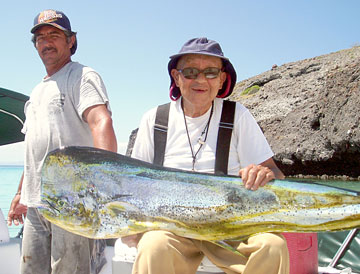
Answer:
[
  {"left": 127, "top": 37, "right": 289, "bottom": 273},
  {"left": 7, "top": 9, "right": 117, "bottom": 274}
]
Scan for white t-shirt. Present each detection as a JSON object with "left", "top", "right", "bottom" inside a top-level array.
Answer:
[
  {"left": 132, "top": 97, "right": 274, "bottom": 176},
  {"left": 21, "top": 62, "right": 111, "bottom": 207}
]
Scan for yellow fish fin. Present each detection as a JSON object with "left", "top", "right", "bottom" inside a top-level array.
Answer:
[{"left": 213, "top": 240, "right": 247, "bottom": 258}]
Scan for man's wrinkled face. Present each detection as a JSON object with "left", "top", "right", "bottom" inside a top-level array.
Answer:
[
  {"left": 171, "top": 54, "right": 226, "bottom": 115},
  {"left": 34, "top": 25, "right": 74, "bottom": 69}
]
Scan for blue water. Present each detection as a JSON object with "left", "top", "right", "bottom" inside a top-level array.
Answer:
[{"left": 0, "top": 165, "right": 23, "bottom": 237}]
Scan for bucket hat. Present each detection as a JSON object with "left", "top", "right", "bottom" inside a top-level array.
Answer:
[
  {"left": 31, "top": 9, "right": 77, "bottom": 55},
  {"left": 168, "top": 37, "right": 237, "bottom": 100}
]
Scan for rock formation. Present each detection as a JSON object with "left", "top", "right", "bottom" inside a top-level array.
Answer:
[{"left": 230, "top": 46, "right": 360, "bottom": 179}]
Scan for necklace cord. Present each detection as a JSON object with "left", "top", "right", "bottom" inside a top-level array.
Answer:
[{"left": 182, "top": 101, "right": 214, "bottom": 171}]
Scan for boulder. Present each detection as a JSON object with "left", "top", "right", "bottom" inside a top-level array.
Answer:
[{"left": 230, "top": 46, "right": 360, "bottom": 178}]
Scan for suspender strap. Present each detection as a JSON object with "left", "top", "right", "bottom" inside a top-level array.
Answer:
[
  {"left": 215, "top": 100, "right": 236, "bottom": 175},
  {"left": 153, "top": 100, "right": 236, "bottom": 174},
  {"left": 153, "top": 103, "right": 170, "bottom": 166}
]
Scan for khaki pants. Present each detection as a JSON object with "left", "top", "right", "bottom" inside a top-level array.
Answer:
[{"left": 133, "top": 231, "right": 289, "bottom": 274}]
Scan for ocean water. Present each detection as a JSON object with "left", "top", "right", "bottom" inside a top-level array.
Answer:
[{"left": 0, "top": 165, "right": 23, "bottom": 237}]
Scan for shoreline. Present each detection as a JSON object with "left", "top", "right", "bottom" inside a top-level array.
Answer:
[{"left": 289, "top": 174, "right": 360, "bottom": 181}]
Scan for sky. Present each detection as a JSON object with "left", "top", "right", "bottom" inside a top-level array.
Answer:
[{"left": 0, "top": 0, "right": 359, "bottom": 164}]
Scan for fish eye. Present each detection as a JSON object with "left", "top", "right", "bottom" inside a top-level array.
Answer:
[{"left": 58, "top": 200, "right": 65, "bottom": 206}]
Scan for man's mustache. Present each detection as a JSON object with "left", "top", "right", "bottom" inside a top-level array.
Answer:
[{"left": 42, "top": 47, "right": 57, "bottom": 54}]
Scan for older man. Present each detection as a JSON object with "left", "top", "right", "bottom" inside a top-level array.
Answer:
[
  {"left": 128, "top": 37, "right": 289, "bottom": 274},
  {"left": 7, "top": 9, "right": 117, "bottom": 274}
]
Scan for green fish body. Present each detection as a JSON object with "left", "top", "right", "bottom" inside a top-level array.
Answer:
[{"left": 40, "top": 146, "right": 360, "bottom": 240}]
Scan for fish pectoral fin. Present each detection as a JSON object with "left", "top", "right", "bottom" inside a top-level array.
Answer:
[
  {"left": 106, "top": 201, "right": 140, "bottom": 213},
  {"left": 43, "top": 200, "right": 61, "bottom": 213},
  {"left": 213, "top": 240, "right": 247, "bottom": 258}
]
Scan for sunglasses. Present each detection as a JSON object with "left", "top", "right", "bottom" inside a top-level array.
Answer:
[{"left": 178, "top": 67, "right": 222, "bottom": 79}]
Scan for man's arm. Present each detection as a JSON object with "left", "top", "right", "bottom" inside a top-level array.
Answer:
[
  {"left": 83, "top": 104, "right": 117, "bottom": 152},
  {"left": 239, "top": 158, "right": 285, "bottom": 191},
  {"left": 7, "top": 172, "right": 28, "bottom": 226},
  {"left": 84, "top": 104, "right": 140, "bottom": 246}
]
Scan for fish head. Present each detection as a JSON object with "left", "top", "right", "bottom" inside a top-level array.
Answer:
[{"left": 39, "top": 187, "right": 102, "bottom": 236}]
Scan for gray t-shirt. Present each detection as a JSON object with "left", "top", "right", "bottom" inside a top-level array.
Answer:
[{"left": 21, "top": 61, "right": 111, "bottom": 207}]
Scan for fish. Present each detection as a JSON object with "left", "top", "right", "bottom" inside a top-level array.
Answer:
[{"left": 39, "top": 146, "right": 360, "bottom": 241}]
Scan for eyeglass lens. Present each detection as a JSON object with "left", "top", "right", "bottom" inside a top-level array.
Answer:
[{"left": 179, "top": 67, "right": 221, "bottom": 79}]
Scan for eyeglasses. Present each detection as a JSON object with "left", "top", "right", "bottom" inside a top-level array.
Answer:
[{"left": 178, "top": 67, "right": 222, "bottom": 79}]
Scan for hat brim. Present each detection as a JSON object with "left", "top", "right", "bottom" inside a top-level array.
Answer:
[{"left": 31, "top": 22, "right": 68, "bottom": 34}]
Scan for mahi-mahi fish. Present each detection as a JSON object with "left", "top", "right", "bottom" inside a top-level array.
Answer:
[{"left": 39, "top": 146, "right": 360, "bottom": 241}]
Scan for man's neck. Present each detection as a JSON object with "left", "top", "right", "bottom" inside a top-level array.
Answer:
[{"left": 46, "top": 58, "right": 72, "bottom": 77}]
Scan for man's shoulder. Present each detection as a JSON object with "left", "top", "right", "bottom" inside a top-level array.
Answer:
[
  {"left": 216, "top": 98, "right": 248, "bottom": 115},
  {"left": 67, "top": 61, "right": 96, "bottom": 73},
  {"left": 61, "top": 62, "right": 102, "bottom": 82}
]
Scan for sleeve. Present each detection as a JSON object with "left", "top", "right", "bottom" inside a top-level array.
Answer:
[
  {"left": 234, "top": 105, "right": 274, "bottom": 167},
  {"left": 21, "top": 100, "right": 30, "bottom": 135},
  {"left": 76, "top": 71, "right": 111, "bottom": 120},
  {"left": 131, "top": 107, "right": 157, "bottom": 163}
]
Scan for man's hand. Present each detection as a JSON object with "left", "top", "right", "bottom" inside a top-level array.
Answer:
[
  {"left": 121, "top": 233, "right": 143, "bottom": 248},
  {"left": 7, "top": 194, "right": 27, "bottom": 226},
  {"left": 239, "top": 158, "right": 284, "bottom": 191},
  {"left": 239, "top": 164, "right": 275, "bottom": 190}
]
